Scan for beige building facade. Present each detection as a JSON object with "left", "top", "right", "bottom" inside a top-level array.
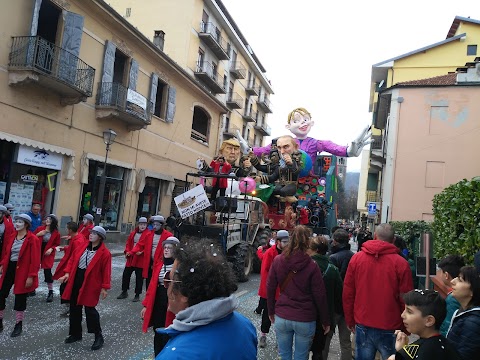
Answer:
[{"left": 0, "top": 0, "right": 236, "bottom": 234}]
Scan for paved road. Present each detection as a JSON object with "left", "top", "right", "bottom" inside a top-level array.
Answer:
[{"left": 1, "top": 242, "right": 348, "bottom": 360}]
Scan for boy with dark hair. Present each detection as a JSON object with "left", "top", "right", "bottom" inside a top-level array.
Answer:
[
  {"left": 387, "top": 289, "right": 460, "bottom": 360},
  {"left": 437, "top": 255, "right": 465, "bottom": 336}
]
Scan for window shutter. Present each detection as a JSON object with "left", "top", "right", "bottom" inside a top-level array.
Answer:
[
  {"left": 128, "top": 58, "right": 139, "bottom": 90},
  {"left": 165, "top": 86, "right": 176, "bottom": 123},
  {"left": 100, "top": 41, "right": 116, "bottom": 104},
  {"left": 30, "top": 0, "right": 42, "bottom": 36},
  {"left": 59, "top": 11, "right": 85, "bottom": 84},
  {"left": 149, "top": 73, "right": 159, "bottom": 114}
]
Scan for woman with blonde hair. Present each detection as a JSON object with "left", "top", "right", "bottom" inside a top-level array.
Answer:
[{"left": 267, "top": 225, "right": 330, "bottom": 360}]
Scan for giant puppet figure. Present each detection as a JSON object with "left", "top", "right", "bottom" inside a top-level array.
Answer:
[{"left": 236, "top": 107, "right": 371, "bottom": 168}]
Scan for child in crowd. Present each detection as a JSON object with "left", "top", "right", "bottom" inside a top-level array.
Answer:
[
  {"left": 387, "top": 289, "right": 459, "bottom": 360},
  {"left": 437, "top": 255, "right": 465, "bottom": 336}
]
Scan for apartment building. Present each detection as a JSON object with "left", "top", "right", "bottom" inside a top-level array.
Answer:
[
  {"left": 108, "top": 0, "right": 274, "bottom": 149},
  {"left": 0, "top": 0, "right": 228, "bottom": 234}
]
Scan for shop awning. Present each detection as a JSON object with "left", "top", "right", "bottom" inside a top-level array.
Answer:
[
  {"left": 0, "top": 131, "right": 75, "bottom": 156},
  {"left": 144, "top": 169, "right": 175, "bottom": 183},
  {"left": 85, "top": 153, "right": 134, "bottom": 169},
  {"left": 136, "top": 169, "right": 175, "bottom": 193}
]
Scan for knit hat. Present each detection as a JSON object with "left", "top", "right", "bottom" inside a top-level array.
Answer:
[
  {"left": 277, "top": 230, "right": 289, "bottom": 240},
  {"left": 138, "top": 217, "right": 148, "bottom": 223},
  {"left": 163, "top": 236, "right": 180, "bottom": 247},
  {"left": 83, "top": 214, "right": 94, "bottom": 221},
  {"left": 14, "top": 214, "right": 32, "bottom": 225},
  {"left": 91, "top": 225, "right": 107, "bottom": 239}
]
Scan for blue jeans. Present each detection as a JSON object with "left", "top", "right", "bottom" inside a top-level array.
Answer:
[
  {"left": 274, "top": 315, "right": 316, "bottom": 360},
  {"left": 355, "top": 324, "right": 395, "bottom": 360}
]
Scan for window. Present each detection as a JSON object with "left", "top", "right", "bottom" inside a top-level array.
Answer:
[
  {"left": 467, "top": 44, "right": 477, "bottom": 56},
  {"left": 223, "top": 75, "right": 228, "bottom": 92},
  {"left": 197, "top": 48, "right": 205, "bottom": 69},
  {"left": 191, "top": 106, "right": 210, "bottom": 143},
  {"left": 154, "top": 80, "right": 167, "bottom": 118},
  {"left": 224, "top": 116, "right": 230, "bottom": 131},
  {"left": 125, "top": 8, "right": 131, "bottom": 17}
]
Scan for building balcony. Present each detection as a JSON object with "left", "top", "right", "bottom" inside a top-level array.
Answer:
[
  {"left": 95, "top": 82, "right": 152, "bottom": 131},
  {"left": 223, "top": 124, "right": 240, "bottom": 137},
  {"left": 254, "top": 121, "right": 271, "bottom": 136},
  {"left": 198, "top": 22, "right": 230, "bottom": 60},
  {"left": 242, "top": 110, "right": 256, "bottom": 123},
  {"left": 230, "top": 61, "right": 246, "bottom": 79},
  {"left": 257, "top": 97, "right": 272, "bottom": 113},
  {"left": 194, "top": 61, "right": 226, "bottom": 94},
  {"left": 8, "top": 36, "right": 95, "bottom": 105},
  {"left": 245, "top": 83, "right": 259, "bottom": 96},
  {"left": 226, "top": 92, "right": 243, "bottom": 109},
  {"left": 365, "top": 190, "right": 380, "bottom": 206},
  {"left": 371, "top": 134, "right": 383, "bottom": 152}
]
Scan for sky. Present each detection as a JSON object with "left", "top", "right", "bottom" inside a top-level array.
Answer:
[{"left": 221, "top": 0, "right": 477, "bottom": 171}]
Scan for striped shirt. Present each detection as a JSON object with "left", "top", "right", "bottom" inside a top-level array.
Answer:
[
  {"left": 43, "top": 231, "right": 51, "bottom": 243},
  {"left": 133, "top": 232, "right": 142, "bottom": 245},
  {"left": 78, "top": 246, "right": 98, "bottom": 269},
  {"left": 158, "top": 263, "right": 173, "bottom": 284},
  {"left": 151, "top": 234, "right": 161, "bottom": 260},
  {"left": 10, "top": 236, "right": 26, "bottom": 261}
]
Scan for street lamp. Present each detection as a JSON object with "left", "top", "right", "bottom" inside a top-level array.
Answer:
[{"left": 94, "top": 129, "right": 117, "bottom": 225}]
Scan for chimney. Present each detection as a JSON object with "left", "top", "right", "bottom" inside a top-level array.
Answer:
[{"left": 153, "top": 30, "right": 165, "bottom": 51}]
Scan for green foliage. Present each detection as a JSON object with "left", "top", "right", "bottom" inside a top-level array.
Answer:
[
  {"left": 432, "top": 177, "right": 480, "bottom": 265},
  {"left": 389, "top": 220, "right": 432, "bottom": 257}
]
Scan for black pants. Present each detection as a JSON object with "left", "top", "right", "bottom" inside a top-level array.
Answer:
[
  {"left": 69, "top": 268, "right": 101, "bottom": 336},
  {"left": 0, "top": 261, "right": 28, "bottom": 311},
  {"left": 152, "top": 282, "right": 169, "bottom": 356},
  {"left": 259, "top": 297, "right": 272, "bottom": 334},
  {"left": 41, "top": 242, "right": 53, "bottom": 284},
  {"left": 273, "top": 183, "right": 297, "bottom": 198},
  {"left": 59, "top": 282, "right": 69, "bottom": 304},
  {"left": 121, "top": 266, "right": 143, "bottom": 295},
  {"left": 310, "top": 318, "right": 327, "bottom": 360},
  {"left": 210, "top": 184, "right": 226, "bottom": 201},
  {"left": 146, "top": 259, "right": 154, "bottom": 290}
]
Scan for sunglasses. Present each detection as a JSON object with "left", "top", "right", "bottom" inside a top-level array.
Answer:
[{"left": 163, "top": 271, "right": 182, "bottom": 289}]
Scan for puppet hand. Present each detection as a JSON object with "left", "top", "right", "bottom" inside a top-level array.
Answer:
[
  {"left": 243, "top": 158, "right": 252, "bottom": 168},
  {"left": 196, "top": 158, "right": 205, "bottom": 170},
  {"left": 235, "top": 130, "right": 252, "bottom": 155},
  {"left": 347, "top": 125, "right": 372, "bottom": 157}
]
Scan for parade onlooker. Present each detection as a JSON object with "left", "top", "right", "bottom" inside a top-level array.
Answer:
[
  {"left": 78, "top": 214, "right": 94, "bottom": 239},
  {"left": 131, "top": 215, "right": 172, "bottom": 289},
  {"left": 141, "top": 236, "right": 179, "bottom": 356},
  {"left": 34, "top": 214, "right": 61, "bottom": 303},
  {"left": 0, "top": 205, "right": 14, "bottom": 260},
  {"left": 326, "top": 228, "right": 353, "bottom": 360},
  {"left": 53, "top": 221, "right": 87, "bottom": 317},
  {"left": 254, "top": 230, "right": 277, "bottom": 315},
  {"left": 117, "top": 217, "right": 149, "bottom": 302},
  {"left": 0, "top": 214, "right": 40, "bottom": 337},
  {"left": 387, "top": 289, "right": 460, "bottom": 360},
  {"left": 156, "top": 239, "right": 257, "bottom": 359},
  {"left": 257, "top": 229, "right": 287, "bottom": 348},
  {"left": 267, "top": 225, "right": 330, "bottom": 360},
  {"left": 26, "top": 203, "right": 42, "bottom": 233},
  {"left": 356, "top": 227, "right": 372, "bottom": 252},
  {"left": 59, "top": 226, "right": 111, "bottom": 351},
  {"left": 446, "top": 266, "right": 480, "bottom": 360},
  {"left": 343, "top": 223, "right": 413, "bottom": 360},
  {"left": 437, "top": 255, "right": 465, "bottom": 336},
  {"left": 308, "top": 235, "right": 343, "bottom": 360}
]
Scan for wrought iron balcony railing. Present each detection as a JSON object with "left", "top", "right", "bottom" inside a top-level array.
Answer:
[
  {"left": 229, "top": 61, "right": 246, "bottom": 79},
  {"left": 8, "top": 36, "right": 95, "bottom": 97},
  {"left": 96, "top": 82, "right": 152, "bottom": 125},
  {"left": 257, "top": 96, "right": 272, "bottom": 113},
  {"left": 194, "top": 61, "right": 226, "bottom": 94},
  {"left": 199, "top": 22, "right": 230, "bottom": 60},
  {"left": 226, "top": 92, "right": 243, "bottom": 109}
]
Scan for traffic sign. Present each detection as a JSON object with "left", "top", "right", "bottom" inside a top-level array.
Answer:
[{"left": 367, "top": 202, "right": 377, "bottom": 217}]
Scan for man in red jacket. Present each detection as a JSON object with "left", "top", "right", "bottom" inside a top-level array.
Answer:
[
  {"left": 209, "top": 156, "right": 232, "bottom": 201},
  {"left": 0, "top": 205, "right": 14, "bottom": 261},
  {"left": 343, "top": 223, "right": 413, "bottom": 360}
]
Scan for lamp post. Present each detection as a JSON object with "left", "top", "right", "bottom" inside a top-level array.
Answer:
[{"left": 94, "top": 129, "right": 117, "bottom": 225}]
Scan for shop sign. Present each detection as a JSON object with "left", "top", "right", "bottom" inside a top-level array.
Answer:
[
  {"left": 21, "top": 174, "right": 39, "bottom": 183},
  {"left": 16, "top": 145, "right": 63, "bottom": 170},
  {"left": 174, "top": 185, "right": 210, "bottom": 219}
]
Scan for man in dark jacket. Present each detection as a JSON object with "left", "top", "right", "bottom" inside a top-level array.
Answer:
[{"left": 327, "top": 229, "right": 354, "bottom": 360}]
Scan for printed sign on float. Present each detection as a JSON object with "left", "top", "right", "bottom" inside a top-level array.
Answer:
[{"left": 174, "top": 185, "right": 210, "bottom": 219}]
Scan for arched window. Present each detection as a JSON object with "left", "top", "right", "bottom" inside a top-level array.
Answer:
[{"left": 191, "top": 106, "right": 210, "bottom": 144}]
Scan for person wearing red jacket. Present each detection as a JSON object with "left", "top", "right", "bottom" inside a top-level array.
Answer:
[
  {"left": 78, "top": 214, "right": 94, "bottom": 239},
  {"left": 117, "top": 217, "right": 149, "bottom": 302},
  {"left": 257, "top": 229, "right": 288, "bottom": 348},
  {"left": 0, "top": 205, "right": 15, "bottom": 262},
  {"left": 209, "top": 156, "right": 232, "bottom": 201},
  {"left": 131, "top": 215, "right": 172, "bottom": 288},
  {"left": 0, "top": 214, "right": 40, "bottom": 337},
  {"left": 59, "top": 226, "right": 111, "bottom": 351},
  {"left": 53, "top": 221, "right": 87, "bottom": 317},
  {"left": 342, "top": 223, "right": 414, "bottom": 360},
  {"left": 141, "top": 236, "right": 179, "bottom": 356},
  {"left": 35, "top": 214, "right": 61, "bottom": 303}
]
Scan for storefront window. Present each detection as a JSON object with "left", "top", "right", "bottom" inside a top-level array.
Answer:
[
  {"left": 80, "top": 161, "right": 124, "bottom": 230},
  {"left": 137, "top": 177, "right": 160, "bottom": 219}
]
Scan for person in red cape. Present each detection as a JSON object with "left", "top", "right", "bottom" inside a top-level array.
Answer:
[
  {"left": 59, "top": 226, "right": 111, "bottom": 351},
  {"left": 77, "top": 214, "right": 94, "bottom": 239},
  {"left": 141, "top": 236, "right": 179, "bottom": 356},
  {"left": 35, "top": 214, "right": 61, "bottom": 303},
  {"left": 131, "top": 215, "right": 172, "bottom": 288},
  {"left": 208, "top": 156, "right": 232, "bottom": 201},
  {"left": 0, "top": 214, "right": 40, "bottom": 337},
  {"left": 53, "top": 221, "right": 87, "bottom": 317},
  {"left": 117, "top": 217, "right": 150, "bottom": 302},
  {"left": 0, "top": 205, "right": 15, "bottom": 261}
]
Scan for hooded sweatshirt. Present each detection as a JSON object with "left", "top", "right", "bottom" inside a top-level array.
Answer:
[
  {"left": 343, "top": 240, "right": 413, "bottom": 330},
  {"left": 156, "top": 295, "right": 257, "bottom": 359},
  {"left": 446, "top": 307, "right": 480, "bottom": 360},
  {"left": 266, "top": 250, "right": 330, "bottom": 325}
]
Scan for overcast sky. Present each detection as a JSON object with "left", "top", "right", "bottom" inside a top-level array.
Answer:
[{"left": 221, "top": 0, "right": 476, "bottom": 171}]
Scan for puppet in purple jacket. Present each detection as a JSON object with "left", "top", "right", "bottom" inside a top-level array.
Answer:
[{"left": 236, "top": 107, "right": 371, "bottom": 166}]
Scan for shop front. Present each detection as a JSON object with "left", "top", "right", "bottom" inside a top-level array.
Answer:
[{"left": 135, "top": 169, "right": 175, "bottom": 220}]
